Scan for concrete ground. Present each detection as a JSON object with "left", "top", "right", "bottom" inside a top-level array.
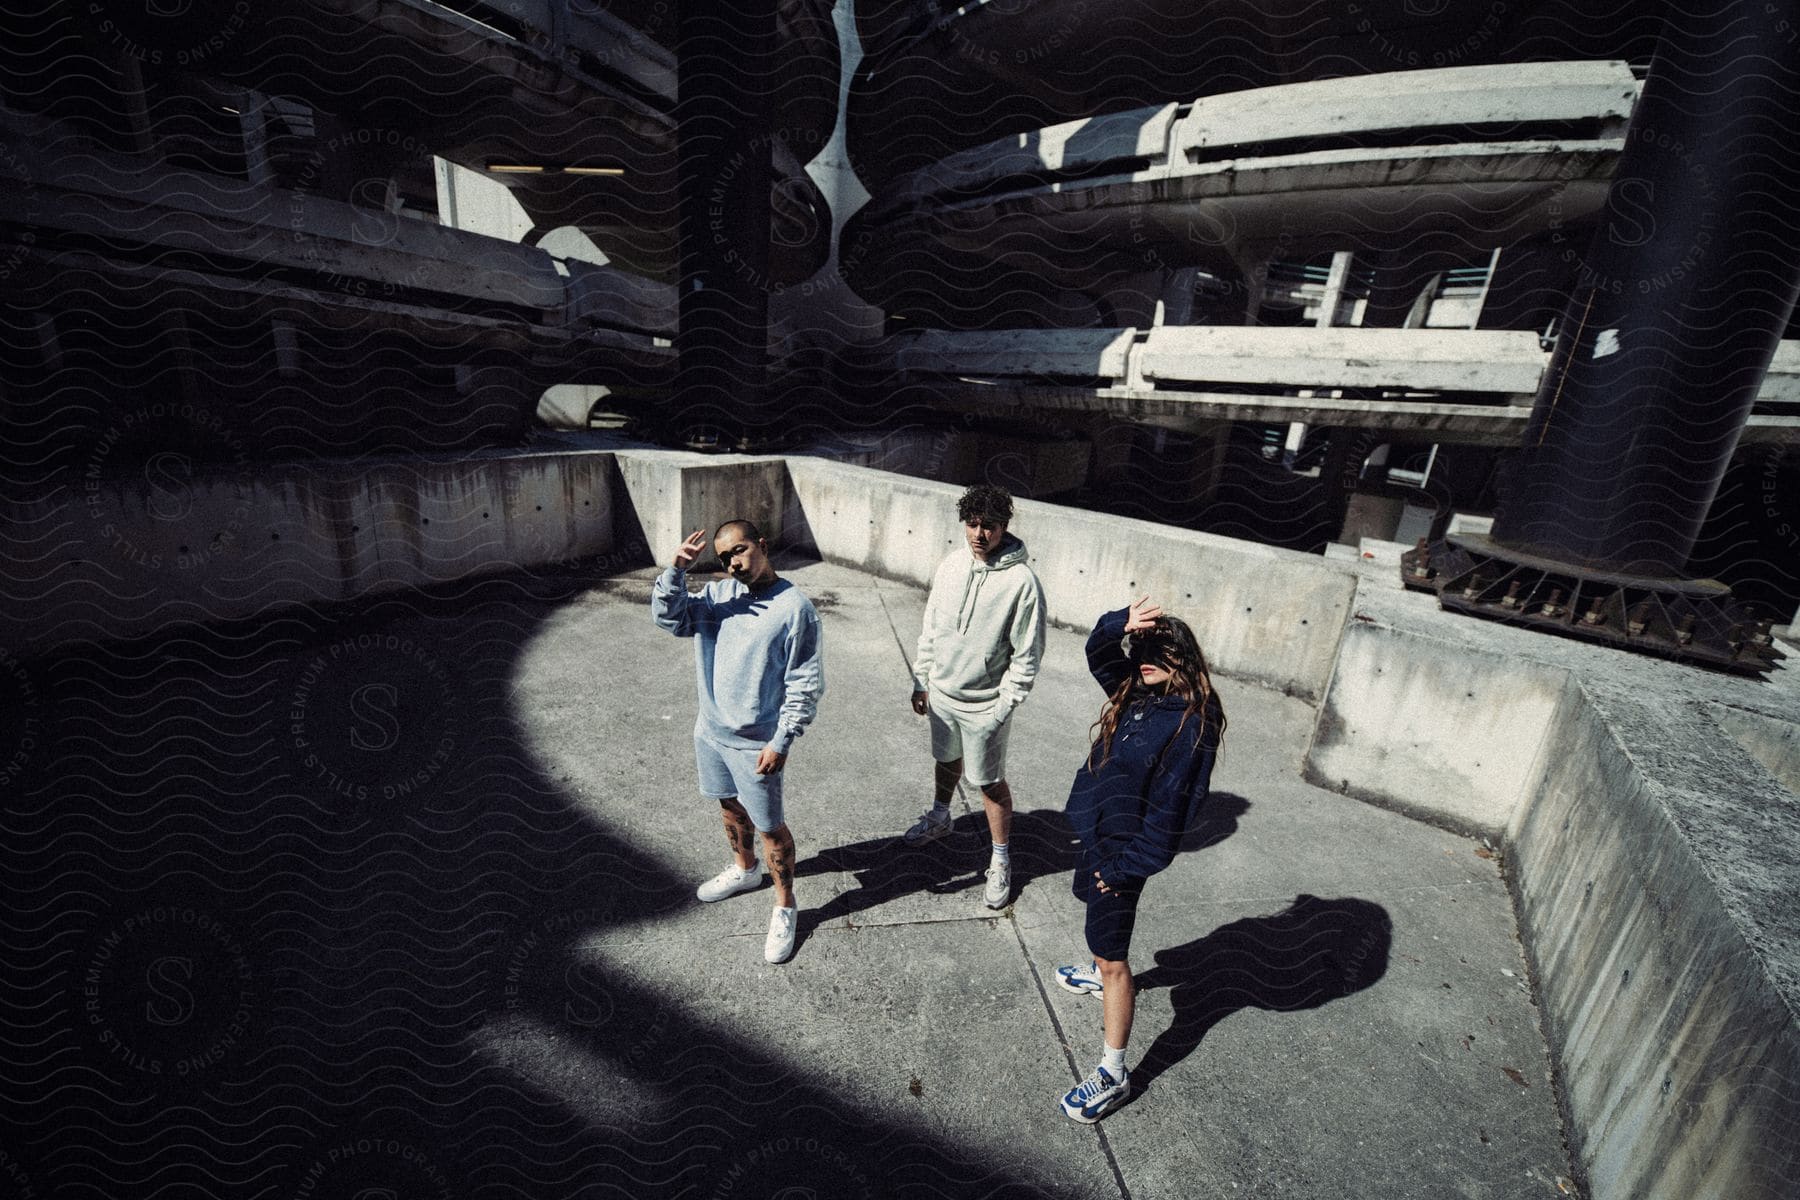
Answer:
[{"left": 0, "top": 555, "right": 1575, "bottom": 1200}]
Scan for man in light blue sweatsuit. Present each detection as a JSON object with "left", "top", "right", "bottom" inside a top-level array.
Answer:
[{"left": 651, "top": 518, "right": 824, "bottom": 964}]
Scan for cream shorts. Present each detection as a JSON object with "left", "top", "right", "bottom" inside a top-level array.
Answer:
[{"left": 927, "top": 692, "right": 1013, "bottom": 788}]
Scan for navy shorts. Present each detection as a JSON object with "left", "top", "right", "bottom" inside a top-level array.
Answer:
[{"left": 1073, "top": 855, "right": 1143, "bottom": 961}]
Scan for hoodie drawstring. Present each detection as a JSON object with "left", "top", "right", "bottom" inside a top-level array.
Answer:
[{"left": 957, "top": 562, "right": 986, "bottom": 634}]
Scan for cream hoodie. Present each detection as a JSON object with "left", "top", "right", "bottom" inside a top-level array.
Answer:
[{"left": 912, "top": 533, "right": 1046, "bottom": 717}]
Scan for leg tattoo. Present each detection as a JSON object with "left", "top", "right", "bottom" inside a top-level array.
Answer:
[
  {"left": 764, "top": 826, "right": 796, "bottom": 906},
  {"left": 720, "top": 798, "right": 756, "bottom": 868}
]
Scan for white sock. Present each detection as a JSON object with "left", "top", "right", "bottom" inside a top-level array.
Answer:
[
  {"left": 932, "top": 799, "right": 951, "bottom": 815},
  {"left": 1101, "top": 1045, "right": 1127, "bottom": 1075},
  {"left": 990, "top": 841, "right": 1010, "bottom": 865}
]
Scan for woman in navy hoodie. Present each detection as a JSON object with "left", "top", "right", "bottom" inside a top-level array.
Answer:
[{"left": 1055, "top": 595, "right": 1226, "bottom": 1123}]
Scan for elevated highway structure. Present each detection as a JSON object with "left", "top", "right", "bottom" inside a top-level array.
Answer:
[
  {"left": 843, "top": 61, "right": 1640, "bottom": 328},
  {"left": 845, "top": 0, "right": 1666, "bottom": 194},
  {"left": 846, "top": 326, "right": 1800, "bottom": 447}
]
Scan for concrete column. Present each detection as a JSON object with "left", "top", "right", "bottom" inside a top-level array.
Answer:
[
  {"left": 1491, "top": 0, "right": 1800, "bottom": 576},
  {"left": 675, "top": 0, "right": 778, "bottom": 448}
]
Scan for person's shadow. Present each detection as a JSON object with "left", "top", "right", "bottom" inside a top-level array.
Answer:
[
  {"left": 1130, "top": 894, "right": 1392, "bottom": 1095},
  {"left": 794, "top": 792, "right": 1251, "bottom": 943}
]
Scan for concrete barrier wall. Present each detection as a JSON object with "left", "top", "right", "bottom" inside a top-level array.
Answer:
[
  {"left": 611, "top": 452, "right": 794, "bottom": 568},
  {"left": 0, "top": 449, "right": 618, "bottom": 653},
  {"left": 1513, "top": 695, "right": 1800, "bottom": 1200},
  {"left": 784, "top": 457, "right": 1357, "bottom": 701},
  {"left": 1304, "top": 620, "right": 1574, "bottom": 838},
  {"left": 1288, "top": 564, "right": 1800, "bottom": 1200}
]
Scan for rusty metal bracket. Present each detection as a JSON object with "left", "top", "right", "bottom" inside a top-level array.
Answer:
[{"left": 1400, "top": 533, "right": 1784, "bottom": 677}]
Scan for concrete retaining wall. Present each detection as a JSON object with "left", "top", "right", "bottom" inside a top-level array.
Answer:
[
  {"left": 1292, "top": 564, "right": 1799, "bottom": 1200},
  {"left": 1514, "top": 696, "right": 1800, "bottom": 1200},
  {"left": 621, "top": 450, "right": 1355, "bottom": 699},
  {"left": 784, "top": 457, "right": 1357, "bottom": 701},
  {"left": 0, "top": 449, "right": 618, "bottom": 653},
  {"left": 1304, "top": 620, "right": 1573, "bottom": 839}
]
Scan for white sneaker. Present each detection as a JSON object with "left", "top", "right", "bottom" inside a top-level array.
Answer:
[
  {"left": 697, "top": 861, "right": 764, "bottom": 902},
  {"left": 902, "top": 807, "right": 953, "bottom": 845},
  {"left": 764, "top": 905, "right": 797, "bottom": 963},
  {"left": 983, "top": 859, "right": 1012, "bottom": 909}
]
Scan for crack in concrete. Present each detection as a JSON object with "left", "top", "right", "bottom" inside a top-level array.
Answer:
[
  {"left": 876, "top": 587, "right": 980, "bottom": 814},
  {"left": 1009, "top": 914, "right": 1136, "bottom": 1200},
  {"left": 876, "top": 589, "right": 916, "bottom": 672}
]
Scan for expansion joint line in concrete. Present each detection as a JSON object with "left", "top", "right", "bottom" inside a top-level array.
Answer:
[
  {"left": 877, "top": 589, "right": 981, "bottom": 815},
  {"left": 1007, "top": 918, "right": 1136, "bottom": 1200},
  {"left": 876, "top": 590, "right": 916, "bottom": 678},
  {"left": 839, "top": 911, "right": 1017, "bottom": 931}
]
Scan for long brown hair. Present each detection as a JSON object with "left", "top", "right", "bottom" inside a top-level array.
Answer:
[{"left": 1087, "top": 615, "right": 1226, "bottom": 773}]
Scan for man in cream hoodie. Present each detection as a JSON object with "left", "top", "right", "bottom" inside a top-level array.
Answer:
[{"left": 905, "top": 484, "right": 1046, "bottom": 908}]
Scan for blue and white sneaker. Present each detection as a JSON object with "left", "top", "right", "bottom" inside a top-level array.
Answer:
[
  {"left": 1060, "top": 1065, "right": 1130, "bottom": 1124},
  {"left": 1055, "top": 961, "right": 1104, "bottom": 996}
]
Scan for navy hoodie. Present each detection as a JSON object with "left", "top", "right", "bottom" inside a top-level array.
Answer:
[{"left": 1064, "top": 607, "right": 1222, "bottom": 892}]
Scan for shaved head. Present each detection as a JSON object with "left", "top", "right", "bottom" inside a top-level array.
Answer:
[
  {"left": 712, "top": 519, "right": 776, "bottom": 589},
  {"left": 713, "top": 518, "right": 763, "bottom": 545}
]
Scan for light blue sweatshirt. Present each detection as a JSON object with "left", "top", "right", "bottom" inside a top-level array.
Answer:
[{"left": 651, "top": 567, "right": 824, "bottom": 755}]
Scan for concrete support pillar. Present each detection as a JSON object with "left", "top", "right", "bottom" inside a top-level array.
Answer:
[
  {"left": 675, "top": 0, "right": 778, "bottom": 448},
  {"left": 1491, "top": 0, "right": 1800, "bottom": 576},
  {"left": 1237, "top": 250, "right": 1274, "bottom": 326}
]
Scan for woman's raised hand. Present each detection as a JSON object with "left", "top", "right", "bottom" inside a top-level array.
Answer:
[{"left": 1124, "top": 594, "right": 1163, "bottom": 634}]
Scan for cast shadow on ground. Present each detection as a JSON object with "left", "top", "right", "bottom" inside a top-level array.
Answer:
[
  {"left": 793, "top": 792, "right": 1251, "bottom": 947},
  {"left": 0, "top": 568, "right": 1101, "bottom": 1200},
  {"left": 1130, "top": 894, "right": 1393, "bottom": 1096}
]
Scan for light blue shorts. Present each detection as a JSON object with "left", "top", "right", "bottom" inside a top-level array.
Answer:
[{"left": 694, "top": 731, "right": 784, "bottom": 832}]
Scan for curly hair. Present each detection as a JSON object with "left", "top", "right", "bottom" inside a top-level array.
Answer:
[
  {"left": 1087, "top": 614, "right": 1226, "bottom": 773},
  {"left": 957, "top": 484, "right": 1013, "bottom": 526}
]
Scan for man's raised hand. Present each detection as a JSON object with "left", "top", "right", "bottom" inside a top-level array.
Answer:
[
  {"left": 1124, "top": 594, "right": 1164, "bottom": 634},
  {"left": 672, "top": 529, "right": 708, "bottom": 570}
]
